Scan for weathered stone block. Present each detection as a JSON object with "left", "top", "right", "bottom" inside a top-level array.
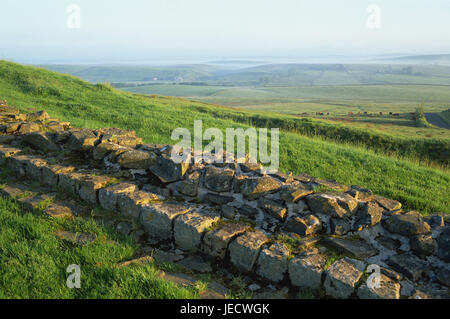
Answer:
[
  {"left": 229, "top": 230, "right": 269, "bottom": 272},
  {"left": 387, "top": 253, "right": 428, "bottom": 281},
  {"left": 77, "top": 175, "right": 111, "bottom": 204},
  {"left": 179, "top": 170, "right": 200, "bottom": 197},
  {"left": 41, "top": 165, "right": 75, "bottom": 186},
  {"left": 203, "top": 222, "right": 251, "bottom": 258},
  {"left": 284, "top": 214, "right": 322, "bottom": 236},
  {"left": 384, "top": 211, "right": 431, "bottom": 237},
  {"left": 324, "top": 258, "right": 363, "bottom": 299},
  {"left": 204, "top": 166, "right": 235, "bottom": 192},
  {"left": 117, "top": 190, "right": 161, "bottom": 219},
  {"left": 346, "top": 185, "right": 374, "bottom": 201},
  {"left": 354, "top": 201, "right": 384, "bottom": 230},
  {"left": 330, "top": 217, "right": 352, "bottom": 235},
  {"left": 322, "top": 237, "right": 378, "bottom": 259},
  {"left": 66, "top": 129, "right": 99, "bottom": 151},
  {"left": 7, "top": 155, "right": 29, "bottom": 176},
  {"left": 374, "top": 195, "right": 402, "bottom": 211},
  {"left": 150, "top": 153, "right": 190, "bottom": 183},
  {"left": 92, "top": 141, "right": 122, "bottom": 160},
  {"left": 233, "top": 175, "right": 248, "bottom": 192},
  {"left": 256, "top": 243, "right": 290, "bottom": 283},
  {"left": 437, "top": 227, "right": 450, "bottom": 262},
  {"left": 281, "top": 184, "right": 314, "bottom": 202},
  {"left": 357, "top": 274, "right": 401, "bottom": 299},
  {"left": 24, "top": 157, "right": 48, "bottom": 181},
  {"left": 313, "top": 178, "right": 349, "bottom": 192},
  {"left": 140, "top": 202, "right": 191, "bottom": 239},
  {"left": 258, "top": 198, "right": 287, "bottom": 221},
  {"left": 23, "top": 132, "right": 59, "bottom": 153},
  {"left": 203, "top": 193, "right": 234, "bottom": 205},
  {"left": 98, "top": 182, "right": 137, "bottom": 211},
  {"left": 174, "top": 210, "right": 220, "bottom": 252},
  {"left": 410, "top": 234, "right": 435, "bottom": 257},
  {"left": 18, "top": 122, "right": 41, "bottom": 134},
  {"left": 289, "top": 253, "right": 327, "bottom": 291},
  {"left": 307, "top": 192, "right": 358, "bottom": 218},
  {"left": 241, "top": 176, "right": 281, "bottom": 199},
  {"left": 117, "top": 150, "right": 157, "bottom": 169}
]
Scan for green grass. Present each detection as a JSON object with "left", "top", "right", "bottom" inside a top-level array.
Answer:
[
  {"left": 0, "top": 60, "right": 449, "bottom": 214},
  {"left": 440, "top": 109, "right": 450, "bottom": 125},
  {"left": 0, "top": 195, "right": 199, "bottom": 298},
  {"left": 120, "top": 83, "right": 450, "bottom": 141}
]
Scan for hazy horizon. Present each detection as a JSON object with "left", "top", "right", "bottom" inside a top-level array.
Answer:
[{"left": 1, "top": 0, "right": 450, "bottom": 64}]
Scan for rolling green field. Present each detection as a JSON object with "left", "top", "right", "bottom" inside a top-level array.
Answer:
[
  {"left": 1, "top": 60, "right": 449, "bottom": 215},
  {"left": 44, "top": 62, "right": 450, "bottom": 86}
]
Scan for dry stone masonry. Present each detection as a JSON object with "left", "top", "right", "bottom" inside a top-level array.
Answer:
[{"left": 0, "top": 101, "right": 449, "bottom": 299}]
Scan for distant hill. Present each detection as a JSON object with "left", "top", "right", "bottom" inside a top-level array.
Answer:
[
  {"left": 382, "top": 54, "right": 450, "bottom": 66},
  {"left": 40, "top": 63, "right": 450, "bottom": 86},
  {"left": 39, "top": 64, "right": 220, "bottom": 83}
]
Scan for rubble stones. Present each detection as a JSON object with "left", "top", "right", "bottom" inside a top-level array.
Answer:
[
  {"left": 357, "top": 274, "right": 401, "bottom": 299},
  {"left": 117, "top": 150, "right": 157, "bottom": 169},
  {"left": 23, "top": 132, "right": 59, "bottom": 152},
  {"left": 322, "top": 237, "right": 378, "bottom": 259},
  {"left": 150, "top": 153, "right": 190, "bottom": 183},
  {"left": 256, "top": 243, "right": 290, "bottom": 283},
  {"left": 66, "top": 129, "right": 99, "bottom": 151},
  {"left": 288, "top": 253, "right": 327, "bottom": 291},
  {"left": 204, "top": 167, "right": 235, "bottom": 192},
  {"left": 384, "top": 211, "right": 431, "bottom": 237},
  {"left": 307, "top": 192, "right": 358, "bottom": 218},
  {"left": 173, "top": 210, "right": 220, "bottom": 252},
  {"left": 437, "top": 227, "right": 450, "bottom": 262},
  {"left": 140, "top": 202, "right": 191, "bottom": 240},
  {"left": 258, "top": 198, "right": 287, "bottom": 221},
  {"left": 229, "top": 230, "right": 269, "bottom": 272},
  {"left": 374, "top": 195, "right": 402, "bottom": 211},
  {"left": 179, "top": 171, "right": 200, "bottom": 197},
  {"left": 324, "top": 258, "right": 363, "bottom": 298},
  {"left": 241, "top": 176, "right": 281, "bottom": 199},
  {"left": 98, "top": 182, "right": 137, "bottom": 211},
  {"left": 203, "top": 222, "right": 250, "bottom": 258},
  {"left": 118, "top": 191, "right": 160, "bottom": 219},
  {"left": 410, "top": 234, "right": 435, "bottom": 257},
  {"left": 284, "top": 215, "right": 322, "bottom": 236},
  {"left": 387, "top": 253, "right": 428, "bottom": 281}
]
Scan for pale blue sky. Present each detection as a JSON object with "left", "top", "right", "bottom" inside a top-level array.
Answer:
[{"left": 1, "top": 0, "right": 449, "bottom": 63}]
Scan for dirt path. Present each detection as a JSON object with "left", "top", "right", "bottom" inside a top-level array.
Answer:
[{"left": 425, "top": 113, "right": 450, "bottom": 129}]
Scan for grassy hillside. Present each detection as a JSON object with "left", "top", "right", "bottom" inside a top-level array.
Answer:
[
  {"left": 0, "top": 193, "right": 198, "bottom": 299},
  {"left": 41, "top": 64, "right": 220, "bottom": 83},
  {"left": 440, "top": 109, "right": 450, "bottom": 125},
  {"left": 0, "top": 60, "right": 449, "bottom": 214}
]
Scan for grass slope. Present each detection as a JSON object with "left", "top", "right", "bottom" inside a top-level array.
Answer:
[
  {"left": 0, "top": 194, "right": 198, "bottom": 299},
  {"left": 0, "top": 60, "right": 449, "bottom": 214}
]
